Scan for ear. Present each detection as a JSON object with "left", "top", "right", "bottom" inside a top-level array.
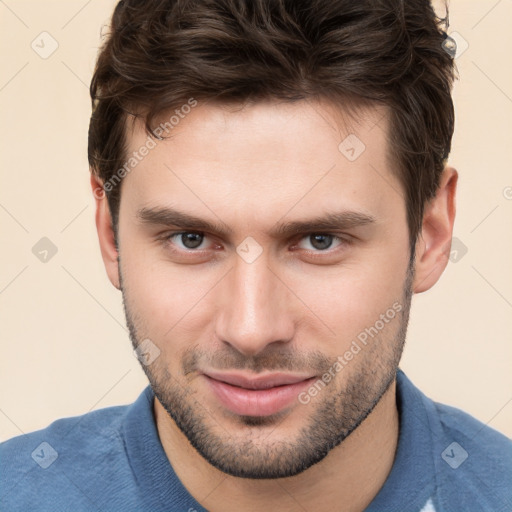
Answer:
[
  {"left": 413, "top": 166, "right": 458, "bottom": 293},
  {"left": 90, "top": 174, "right": 121, "bottom": 290}
]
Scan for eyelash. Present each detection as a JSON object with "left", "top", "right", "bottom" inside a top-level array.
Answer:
[{"left": 159, "top": 231, "right": 352, "bottom": 258}]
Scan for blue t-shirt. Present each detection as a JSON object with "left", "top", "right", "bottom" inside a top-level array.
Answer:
[{"left": 1, "top": 369, "right": 511, "bottom": 511}]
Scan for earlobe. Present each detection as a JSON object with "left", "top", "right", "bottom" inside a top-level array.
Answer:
[
  {"left": 90, "top": 174, "right": 121, "bottom": 290},
  {"left": 412, "top": 166, "right": 458, "bottom": 293}
]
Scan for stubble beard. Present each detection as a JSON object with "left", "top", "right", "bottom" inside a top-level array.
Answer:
[{"left": 120, "top": 260, "right": 413, "bottom": 479}]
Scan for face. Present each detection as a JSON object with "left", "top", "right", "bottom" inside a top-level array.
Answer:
[{"left": 116, "top": 98, "right": 413, "bottom": 478}]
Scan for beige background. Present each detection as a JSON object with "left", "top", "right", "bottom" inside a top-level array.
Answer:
[{"left": 0, "top": 0, "right": 511, "bottom": 441}]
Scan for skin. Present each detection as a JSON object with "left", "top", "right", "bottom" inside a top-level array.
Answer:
[{"left": 92, "top": 98, "right": 457, "bottom": 512}]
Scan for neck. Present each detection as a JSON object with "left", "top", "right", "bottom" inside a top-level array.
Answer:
[{"left": 154, "top": 379, "right": 399, "bottom": 512}]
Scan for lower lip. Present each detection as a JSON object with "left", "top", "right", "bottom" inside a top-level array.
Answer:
[{"left": 204, "top": 375, "right": 315, "bottom": 417}]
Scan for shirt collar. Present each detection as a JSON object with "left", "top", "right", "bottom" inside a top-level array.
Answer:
[
  {"left": 122, "top": 386, "right": 207, "bottom": 511},
  {"left": 365, "top": 369, "right": 437, "bottom": 511}
]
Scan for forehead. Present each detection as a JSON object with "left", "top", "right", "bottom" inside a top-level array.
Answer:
[
  {"left": 127, "top": 97, "right": 387, "bottom": 156},
  {"left": 119, "top": 98, "right": 402, "bottom": 230}
]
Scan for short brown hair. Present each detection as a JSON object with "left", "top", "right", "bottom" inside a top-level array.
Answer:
[{"left": 88, "top": 0, "right": 456, "bottom": 250}]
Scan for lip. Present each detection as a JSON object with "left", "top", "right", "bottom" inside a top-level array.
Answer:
[{"left": 202, "top": 371, "right": 316, "bottom": 417}]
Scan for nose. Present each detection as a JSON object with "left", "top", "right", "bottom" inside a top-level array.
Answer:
[{"left": 214, "top": 251, "right": 296, "bottom": 357}]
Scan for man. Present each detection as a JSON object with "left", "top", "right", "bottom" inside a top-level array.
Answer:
[{"left": 1, "top": 0, "right": 511, "bottom": 510}]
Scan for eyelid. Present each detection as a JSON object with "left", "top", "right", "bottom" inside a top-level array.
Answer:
[
  {"left": 160, "top": 230, "right": 352, "bottom": 254},
  {"left": 161, "top": 230, "right": 215, "bottom": 251},
  {"left": 292, "top": 233, "right": 349, "bottom": 252}
]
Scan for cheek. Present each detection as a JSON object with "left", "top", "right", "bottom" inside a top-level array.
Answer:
[
  {"left": 119, "top": 205, "right": 410, "bottom": 358},
  {"left": 120, "top": 244, "right": 220, "bottom": 342},
  {"left": 288, "top": 248, "right": 409, "bottom": 344}
]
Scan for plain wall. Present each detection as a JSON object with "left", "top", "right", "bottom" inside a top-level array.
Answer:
[{"left": 1, "top": 0, "right": 511, "bottom": 441}]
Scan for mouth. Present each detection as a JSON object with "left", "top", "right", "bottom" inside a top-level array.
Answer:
[{"left": 202, "top": 371, "right": 317, "bottom": 417}]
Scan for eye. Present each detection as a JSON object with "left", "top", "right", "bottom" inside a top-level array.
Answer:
[
  {"left": 296, "top": 233, "right": 345, "bottom": 252},
  {"left": 165, "top": 231, "right": 209, "bottom": 250},
  {"left": 160, "top": 231, "right": 350, "bottom": 258}
]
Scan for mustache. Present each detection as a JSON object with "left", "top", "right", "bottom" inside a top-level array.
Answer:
[{"left": 182, "top": 345, "right": 332, "bottom": 375}]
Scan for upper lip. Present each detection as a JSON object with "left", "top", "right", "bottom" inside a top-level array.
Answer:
[{"left": 202, "top": 370, "right": 314, "bottom": 390}]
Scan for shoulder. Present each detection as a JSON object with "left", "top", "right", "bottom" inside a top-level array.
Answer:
[
  {"left": 0, "top": 402, "right": 128, "bottom": 460},
  {"left": 434, "top": 399, "right": 511, "bottom": 454},
  {"left": 0, "top": 403, "right": 133, "bottom": 511},
  {"left": 428, "top": 395, "right": 512, "bottom": 510},
  {"left": 395, "top": 370, "right": 512, "bottom": 511},
  {"left": 434, "top": 399, "right": 512, "bottom": 475}
]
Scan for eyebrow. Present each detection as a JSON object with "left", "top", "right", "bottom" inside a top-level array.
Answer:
[{"left": 136, "top": 206, "right": 376, "bottom": 239}]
